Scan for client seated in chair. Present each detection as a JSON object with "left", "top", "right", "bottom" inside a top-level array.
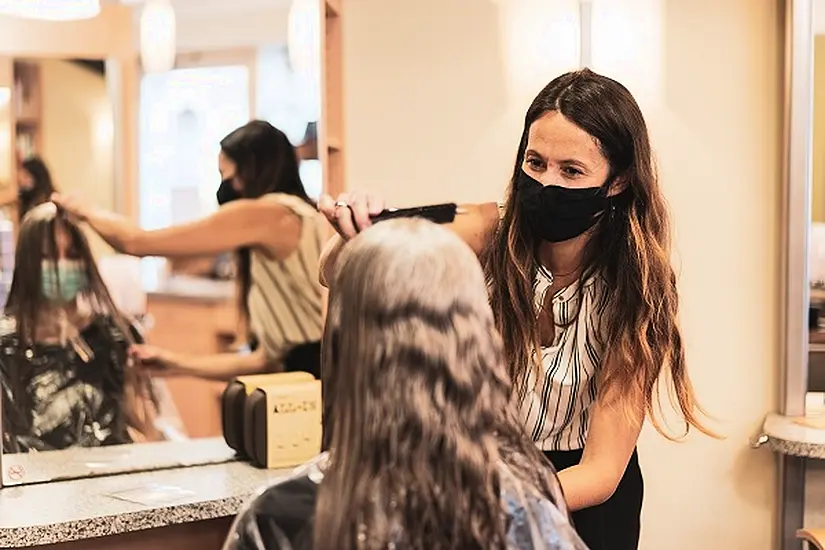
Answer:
[
  {"left": 223, "top": 219, "right": 588, "bottom": 550},
  {"left": 0, "top": 203, "right": 162, "bottom": 453}
]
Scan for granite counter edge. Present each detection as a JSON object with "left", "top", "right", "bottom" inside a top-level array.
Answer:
[
  {"left": 0, "top": 494, "right": 246, "bottom": 548},
  {"left": 767, "top": 436, "right": 825, "bottom": 460}
]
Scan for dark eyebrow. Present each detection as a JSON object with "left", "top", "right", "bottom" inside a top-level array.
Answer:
[
  {"left": 525, "top": 149, "right": 591, "bottom": 172},
  {"left": 559, "top": 159, "right": 590, "bottom": 171}
]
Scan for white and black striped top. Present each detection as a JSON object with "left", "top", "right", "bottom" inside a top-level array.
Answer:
[
  {"left": 247, "top": 193, "right": 325, "bottom": 363},
  {"left": 516, "top": 268, "right": 608, "bottom": 451}
]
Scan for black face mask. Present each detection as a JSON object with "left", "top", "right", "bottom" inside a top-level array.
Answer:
[
  {"left": 216, "top": 179, "right": 241, "bottom": 206},
  {"left": 517, "top": 169, "right": 609, "bottom": 243}
]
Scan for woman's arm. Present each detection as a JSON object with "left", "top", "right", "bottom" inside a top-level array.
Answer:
[
  {"left": 134, "top": 344, "right": 272, "bottom": 381},
  {"left": 0, "top": 187, "right": 17, "bottom": 208},
  {"left": 556, "top": 391, "right": 644, "bottom": 511},
  {"left": 318, "top": 201, "right": 500, "bottom": 288},
  {"left": 51, "top": 194, "right": 301, "bottom": 258}
]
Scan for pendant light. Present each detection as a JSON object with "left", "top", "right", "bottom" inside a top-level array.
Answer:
[
  {"left": 0, "top": 0, "right": 100, "bottom": 20},
  {"left": 287, "top": 0, "right": 320, "bottom": 79},
  {"left": 140, "top": 0, "right": 176, "bottom": 74}
]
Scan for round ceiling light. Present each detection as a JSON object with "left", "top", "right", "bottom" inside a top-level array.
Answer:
[
  {"left": 0, "top": 0, "right": 101, "bottom": 21},
  {"left": 287, "top": 0, "right": 321, "bottom": 79},
  {"left": 140, "top": 0, "right": 177, "bottom": 74}
]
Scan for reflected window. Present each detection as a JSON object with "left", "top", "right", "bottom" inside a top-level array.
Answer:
[
  {"left": 138, "top": 65, "right": 250, "bottom": 288},
  {"left": 256, "top": 45, "right": 322, "bottom": 200}
]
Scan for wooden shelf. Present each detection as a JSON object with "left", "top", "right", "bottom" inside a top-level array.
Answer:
[
  {"left": 15, "top": 117, "right": 38, "bottom": 126},
  {"left": 12, "top": 60, "right": 42, "bottom": 160},
  {"left": 320, "top": 0, "right": 345, "bottom": 197}
]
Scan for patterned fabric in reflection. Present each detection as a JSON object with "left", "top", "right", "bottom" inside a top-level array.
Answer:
[
  {"left": 0, "top": 316, "right": 136, "bottom": 453},
  {"left": 222, "top": 453, "right": 589, "bottom": 550}
]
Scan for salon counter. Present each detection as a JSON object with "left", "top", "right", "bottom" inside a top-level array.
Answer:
[
  {"left": 145, "top": 276, "right": 238, "bottom": 439},
  {"left": 0, "top": 450, "right": 291, "bottom": 549},
  {"left": 760, "top": 412, "right": 825, "bottom": 459}
]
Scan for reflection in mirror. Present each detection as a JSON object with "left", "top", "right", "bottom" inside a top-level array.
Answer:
[
  {"left": 0, "top": 84, "right": 12, "bottom": 307},
  {"left": 11, "top": 59, "right": 114, "bottom": 256},
  {"left": 138, "top": 46, "right": 321, "bottom": 443},
  {"left": 0, "top": 41, "right": 322, "bottom": 488},
  {"left": 0, "top": 57, "right": 132, "bottom": 486}
]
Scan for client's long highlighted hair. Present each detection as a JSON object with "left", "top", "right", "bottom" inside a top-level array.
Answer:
[{"left": 316, "top": 219, "right": 566, "bottom": 550}]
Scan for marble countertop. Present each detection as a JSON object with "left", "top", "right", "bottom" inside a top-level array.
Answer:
[
  {"left": 762, "top": 412, "right": 825, "bottom": 459},
  {"left": 0, "top": 458, "right": 293, "bottom": 548}
]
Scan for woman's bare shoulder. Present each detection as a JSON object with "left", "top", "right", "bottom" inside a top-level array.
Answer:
[{"left": 452, "top": 202, "right": 501, "bottom": 255}]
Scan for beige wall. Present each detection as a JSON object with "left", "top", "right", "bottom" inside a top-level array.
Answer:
[
  {"left": 814, "top": 36, "right": 825, "bottom": 223},
  {"left": 343, "top": 0, "right": 781, "bottom": 547},
  {"left": 39, "top": 59, "right": 114, "bottom": 258}
]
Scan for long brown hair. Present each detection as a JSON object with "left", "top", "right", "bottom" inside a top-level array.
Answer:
[
  {"left": 317, "top": 219, "right": 566, "bottom": 550},
  {"left": 483, "top": 69, "right": 713, "bottom": 439},
  {"left": 18, "top": 156, "right": 56, "bottom": 219},
  {"left": 219, "top": 120, "right": 314, "bottom": 323},
  {"left": 6, "top": 203, "right": 128, "bottom": 343},
  {"left": 4, "top": 202, "right": 157, "bottom": 437}
]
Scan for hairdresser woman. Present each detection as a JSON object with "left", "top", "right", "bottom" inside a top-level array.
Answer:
[
  {"left": 0, "top": 156, "right": 57, "bottom": 219},
  {"left": 317, "top": 69, "right": 714, "bottom": 550},
  {"left": 52, "top": 120, "right": 325, "bottom": 380}
]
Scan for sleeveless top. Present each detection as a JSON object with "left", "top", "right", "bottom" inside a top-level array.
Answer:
[
  {"left": 246, "top": 194, "right": 325, "bottom": 363},
  {"left": 222, "top": 453, "right": 589, "bottom": 550},
  {"left": 517, "top": 268, "right": 608, "bottom": 452}
]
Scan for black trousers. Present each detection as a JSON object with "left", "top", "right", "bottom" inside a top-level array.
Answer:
[
  {"left": 282, "top": 341, "right": 322, "bottom": 379},
  {"left": 544, "top": 448, "right": 643, "bottom": 550}
]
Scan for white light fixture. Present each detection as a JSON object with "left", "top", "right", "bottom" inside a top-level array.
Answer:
[
  {"left": 579, "top": 0, "right": 593, "bottom": 68},
  {"left": 0, "top": 0, "right": 100, "bottom": 20},
  {"left": 140, "top": 0, "right": 176, "bottom": 74},
  {"left": 287, "top": 0, "right": 321, "bottom": 79}
]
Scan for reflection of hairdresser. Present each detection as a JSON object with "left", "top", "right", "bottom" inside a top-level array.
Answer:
[
  {"left": 0, "top": 156, "right": 57, "bottom": 218},
  {"left": 52, "top": 120, "right": 325, "bottom": 380},
  {"left": 0, "top": 203, "right": 161, "bottom": 453}
]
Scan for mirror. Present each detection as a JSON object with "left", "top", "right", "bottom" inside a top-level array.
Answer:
[
  {"left": 0, "top": 55, "right": 134, "bottom": 485},
  {"left": 0, "top": 41, "right": 322, "bottom": 487}
]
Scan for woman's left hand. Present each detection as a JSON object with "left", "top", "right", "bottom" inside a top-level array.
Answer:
[{"left": 50, "top": 192, "right": 90, "bottom": 221}]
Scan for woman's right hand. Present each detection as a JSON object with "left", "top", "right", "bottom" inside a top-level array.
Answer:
[
  {"left": 130, "top": 344, "right": 180, "bottom": 377},
  {"left": 318, "top": 192, "right": 386, "bottom": 240}
]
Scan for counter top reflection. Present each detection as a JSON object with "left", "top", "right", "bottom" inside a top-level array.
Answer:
[{"left": 1, "top": 438, "right": 236, "bottom": 487}]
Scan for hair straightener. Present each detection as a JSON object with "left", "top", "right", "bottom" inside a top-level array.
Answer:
[{"left": 368, "top": 203, "right": 461, "bottom": 224}]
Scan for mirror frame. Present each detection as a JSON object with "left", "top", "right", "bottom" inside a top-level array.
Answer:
[{"left": 781, "top": 0, "right": 814, "bottom": 548}]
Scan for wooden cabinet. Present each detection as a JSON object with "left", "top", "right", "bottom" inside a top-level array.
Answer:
[
  {"left": 35, "top": 518, "right": 233, "bottom": 550},
  {"left": 145, "top": 295, "right": 238, "bottom": 439}
]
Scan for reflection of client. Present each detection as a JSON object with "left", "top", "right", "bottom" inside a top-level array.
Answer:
[
  {"left": 0, "top": 156, "right": 57, "bottom": 218},
  {"left": 52, "top": 120, "right": 325, "bottom": 380},
  {"left": 224, "top": 220, "right": 588, "bottom": 550},
  {"left": 0, "top": 203, "right": 161, "bottom": 453}
]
